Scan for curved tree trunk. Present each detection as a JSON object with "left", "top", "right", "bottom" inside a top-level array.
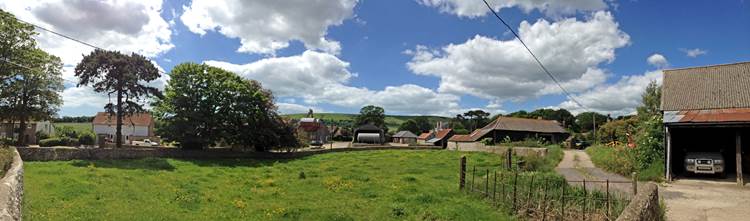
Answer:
[{"left": 116, "top": 90, "right": 123, "bottom": 148}]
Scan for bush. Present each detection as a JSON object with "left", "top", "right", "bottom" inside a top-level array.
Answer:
[
  {"left": 78, "top": 132, "right": 96, "bottom": 146},
  {"left": 36, "top": 131, "right": 50, "bottom": 140},
  {"left": 0, "top": 148, "right": 14, "bottom": 177},
  {"left": 520, "top": 144, "right": 564, "bottom": 172},
  {"left": 480, "top": 138, "right": 494, "bottom": 146},
  {"left": 39, "top": 137, "right": 78, "bottom": 147},
  {"left": 55, "top": 126, "right": 79, "bottom": 139},
  {"left": 499, "top": 137, "right": 548, "bottom": 147},
  {"left": 0, "top": 138, "right": 14, "bottom": 146}
]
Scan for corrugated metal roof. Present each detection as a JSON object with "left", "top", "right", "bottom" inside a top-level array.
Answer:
[
  {"left": 663, "top": 108, "right": 750, "bottom": 124},
  {"left": 661, "top": 61, "right": 750, "bottom": 111},
  {"left": 448, "top": 134, "right": 473, "bottom": 142},
  {"left": 417, "top": 132, "right": 433, "bottom": 140},
  {"left": 434, "top": 129, "right": 453, "bottom": 139}
]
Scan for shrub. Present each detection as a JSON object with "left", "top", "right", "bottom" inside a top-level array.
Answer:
[
  {"left": 55, "top": 126, "right": 79, "bottom": 139},
  {"left": 499, "top": 137, "right": 547, "bottom": 147},
  {"left": 0, "top": 138, "right": 14, "bottom": 146},
  {"left": 39, "top": 137, "right": 78, "bottom": 147},
  {"left": 78, "top": 132, "right": 96, "bottom": 146},
  {"left": 480, "top": 138, "right": 494, "bottom": 146},
  {"left": 35, "top": 131, "right": 50, "bottom": 140},
  {"left": 0, "top": 148, "right": 14, "bottom": 177}
]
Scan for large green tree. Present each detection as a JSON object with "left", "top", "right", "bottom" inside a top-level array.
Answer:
[
  {"left": 462, "top": 110, "right": 490, "bottom": 131},
  {"left": 2, "top": 49, "right": 63, "bottom": 145},
  {"left": 154, "top": 63, "right": 296, "bottom": 151},
  {"left": 75, "top": 49, "right": 162, "bottom": 148},
  {"left": 636, "top": 81, "right": 661, "bottom": 121},
  {"left": 397, "top": 120, "right": 420, "bottom": 135},
  {"left": 0, "top": 10, "right": 38, "bottom": 123},
  {"left": 354, "top": 105, "right": 387, "bottom": 130},
  {"left": 0, "top": 11, "right": 63, "bottom": 145},
  {"left": 575, "top": 112, "right": 610, "bottom": 133}
]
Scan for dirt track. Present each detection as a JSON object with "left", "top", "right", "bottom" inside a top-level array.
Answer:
[{"left": 555, "top": 149, "right": 635, "bottom": 195}]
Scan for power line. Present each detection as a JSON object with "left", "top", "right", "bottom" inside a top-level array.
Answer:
[
  {"left": 0, "top": 57, "right": 78, "bottom": 84},
  {"left": 481, "top": 0, "right": 589, "bottom": 112}
]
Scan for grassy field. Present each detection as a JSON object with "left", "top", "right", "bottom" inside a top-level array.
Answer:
[
  {"left": 53, "top": 122, "right": 93, "bottom": 134},
  {"left": 24, "top": 150, "right": 515, "bottom": 221},
  {"left": 283, "top": 113, "right": 450, "bottom": 132}
]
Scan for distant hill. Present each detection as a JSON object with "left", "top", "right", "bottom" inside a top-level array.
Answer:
[{"left": 283, "top": 113, "right": 450, "bottom": 132}]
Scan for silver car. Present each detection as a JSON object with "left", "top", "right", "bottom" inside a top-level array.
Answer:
[{"left": 684, "top": 152, "right": 725, "bottom": 177}]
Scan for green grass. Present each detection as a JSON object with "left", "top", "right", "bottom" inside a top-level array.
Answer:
[
  {"left": 53, "top": 122, "right": 93, "bottom": 134},
  {"left": 283, "top": 113, "right": 450, "bottom": 132},
  {"left": 24, "top": 150, "right": 515, "bottom": 221}
]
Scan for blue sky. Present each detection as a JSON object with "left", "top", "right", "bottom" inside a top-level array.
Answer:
[{"left": 3, "top": 0, "right": 749, "bottom": 117}]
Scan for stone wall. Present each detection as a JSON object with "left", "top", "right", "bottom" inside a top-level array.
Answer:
[
  {"left": 17, "top": 146, "right": 444, "bottom": 161},
  {"left": 616, "top": 182, "right": 661, "bottom": 221},
  {"left": 0, "top": 148, "right": 23, "bottom": 221}
]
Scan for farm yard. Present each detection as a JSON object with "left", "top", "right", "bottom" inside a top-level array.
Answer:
[{"left": 23, "top": 150, "right": 515, "bottom": 221}]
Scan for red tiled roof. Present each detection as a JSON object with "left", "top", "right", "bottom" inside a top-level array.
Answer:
[
  {"left": 417, "top": 132, "right": 432, "bottom": 140},
  {"left": 434, "top": 129, "right": 453, "bottom": 139},
  {"left": 92, "top": 112, "right": 153, "bottom": 126}
]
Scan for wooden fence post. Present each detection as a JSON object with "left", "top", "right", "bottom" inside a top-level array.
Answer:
[
  {"left": 606, "top": 179, "right": 610, "bottom": 218},
  {"left": 506, "top": 149, "right": 512, "bottom": 169},
  {"left": 583, "top": 179, "right": 587, "bottom": 221},
  {"left": 472, "top": 166, "right": 476, "bottom": 192},
  {"left": 632, "top": 172, "right": 638, "bottom": 195},
  {"left": 459, "top": 155, "right": 466, "bottom": 190}
]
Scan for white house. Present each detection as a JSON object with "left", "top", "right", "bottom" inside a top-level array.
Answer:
[{"left": 92, "top": 112, "right": 155, "bottom": 144}]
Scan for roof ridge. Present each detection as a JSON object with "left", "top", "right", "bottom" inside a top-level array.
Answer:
[{"left": 664, "top": 61, "right": 750, "bottom": 72}]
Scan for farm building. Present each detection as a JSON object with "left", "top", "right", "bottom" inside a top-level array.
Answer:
[
  {"left": 448, "top": 116, "right": 569, "bottom": 145},
  {"left": 417, "top": 131, "right": 435, "bottom": 145},
  {"left": 297, "top": 118, "right": 330, "bottom": 145},
  {"left": 92, "top": 112, "right": 155, "bottom": 144},
  {"left": 392, "top": 131, "right": 418, "bottom": 144},
  {"left": 426, "top": 129, "right": 454, "bottom": 148},
  {"left": 662, "top": 62, "right": 750, "bottom": 186},
  {"left": 0, "top": 120, "right": 53, "bottom": 144},
  {"left": 353, "top": 124, "right": 385, "bottom": 144}
]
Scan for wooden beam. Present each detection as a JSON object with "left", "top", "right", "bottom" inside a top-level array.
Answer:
[
  {"left": 666, "top": 126, "right": 672, "bottom": 182},
  {"left": 737, "top": 131, "right": 744, "bottom": 186}
]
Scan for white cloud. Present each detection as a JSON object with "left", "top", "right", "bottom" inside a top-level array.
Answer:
[
  {"left": 181, "top": 0, "right": 358, "bottom": 55},
  {"left": 407, "top": 11, "right": 629, "bottom": 103},
  {"left": 557, "top": 70, "right": 663, "bottom": 116},
  {"left": 1, "top": 0, "right": 174, "bottom": 65},
  {"left": 680, "top": 48, "right": 707, "bottom": 58},
  {"left": 417, "top": 0, "right": 608, "bottom": 18},
  {"left": 205, "top": 51, "right": 462, "bottom": 116},
  {"left": 276, "top": 103, "right": 323, "bottom": 115},
  {"left": 646, "top": 53, "right": 669, "bottom": 68},
  {"left": 60, "top": 86, "right": 110, "bottom": 109}
]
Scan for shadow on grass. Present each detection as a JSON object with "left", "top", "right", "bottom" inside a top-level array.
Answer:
[{"left": 70, "top": 158, "right": 177, "bottom": 171}]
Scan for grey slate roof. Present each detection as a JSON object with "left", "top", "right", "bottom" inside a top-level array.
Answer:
[
  {"left": 392, "top": 131, "right": 418, "bottom": 138},
  {"left": 661, "top": 62, "right": 750, "bottom": 111}
]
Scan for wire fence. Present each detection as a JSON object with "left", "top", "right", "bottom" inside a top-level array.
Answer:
[{"left": 459, "top": 156, "right": 633, "bottom": 221}]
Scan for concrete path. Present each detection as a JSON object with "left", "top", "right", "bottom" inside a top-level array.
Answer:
[
  {"left": 662, "top": 178, "right": 750, "bottom": 221},
  {"left": 555, "top": 149, "right": 635, "bottom": 195}
]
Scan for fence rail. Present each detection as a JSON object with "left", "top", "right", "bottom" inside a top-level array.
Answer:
[{"left": 459, "top": 156, "right": 633, "bottom": 221}]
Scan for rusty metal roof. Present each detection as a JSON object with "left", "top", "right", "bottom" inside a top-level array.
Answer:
[
  {"left": 663, "top": 107, "right": 750, "bottom": 124},
  {"left": 661, "top": 61, "right": 750, "bottom": 111}
]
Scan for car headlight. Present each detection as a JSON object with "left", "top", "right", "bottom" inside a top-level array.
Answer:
[
  {"left": 686, "top": 159, "right": 695, "bottom": 163},
  {"left": 714, "top": 159, "right": 723, "bottom": 164}
]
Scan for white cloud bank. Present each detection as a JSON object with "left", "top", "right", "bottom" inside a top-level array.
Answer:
[
  {"left": 680, "top": 48, "right": 707, "bottom": 58},
  {"left": 205, "top": 50, "right": 463, "bottom": 116},
  {"left": 407, "top": 11, "right": 629, "bottom": 104},
  {"left": 417, "top": 0, "right": 608, "bottom": 18},
  {"left": 557, "top": 70, "right": 663, "bottom": 116},
  {"left": 181, "top": 0, "right": 358, "bottom": 55}
]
